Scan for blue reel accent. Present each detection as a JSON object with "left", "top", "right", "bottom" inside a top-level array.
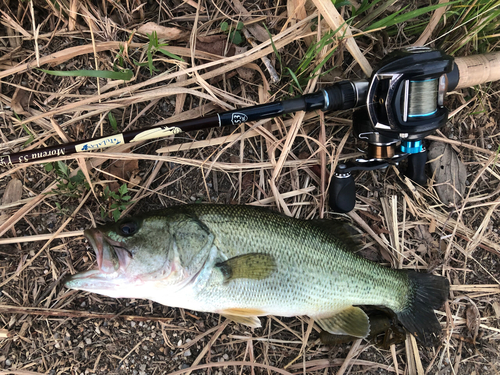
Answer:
[
  {"left": 408, "top": 109, "right": 437, "bottom": 118},
  {"left": 401, "top": 140, "right": 423, "bottom": 154}
]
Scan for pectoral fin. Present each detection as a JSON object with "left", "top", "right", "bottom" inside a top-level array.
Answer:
[
  {"left": 314, "top": 306, "right": 370, "bottom": 338},
  {"left": 215, "top": 253, "right": 275, "bottom": 282}
]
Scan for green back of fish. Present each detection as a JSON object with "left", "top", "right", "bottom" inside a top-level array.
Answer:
[{"left": 141, "top": 204, "right": 409, "bottom": 316}]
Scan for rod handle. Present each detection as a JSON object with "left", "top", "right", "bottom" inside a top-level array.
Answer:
[
  {"left": 406, "top": 150, "right": 428, "bottom": 186},
  {"left": 328, "top": 170, "right": 356, "bottom": 213},
  {"left": 450, "top": 51, "right": 500, "bottom": 90}
]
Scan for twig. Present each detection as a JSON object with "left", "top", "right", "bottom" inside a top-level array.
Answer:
[
  {"left": 0, "top": 304, "right": 175, "bottom": 322},
  {"left": 0, "top": 230, "right": 84, "bottom": 245}
]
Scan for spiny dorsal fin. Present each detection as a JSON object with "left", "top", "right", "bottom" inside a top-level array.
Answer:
[
  {"left": 309, "top": 219, "right": 362, "bottom": 250},
  {"left": 314, "top": 306, "right": 370, "bottom": 338},
  {"left": 215, "top": 253, "right": 276, "bottom": 282}
]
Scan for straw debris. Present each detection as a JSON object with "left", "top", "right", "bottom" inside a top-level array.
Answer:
[{"left": 0, "top": 1, "right": 499, "bottom": 374}]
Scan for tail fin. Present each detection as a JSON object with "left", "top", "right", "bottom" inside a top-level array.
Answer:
[{"left": 396, "top": 271, "right": 449, "bottom": 346}]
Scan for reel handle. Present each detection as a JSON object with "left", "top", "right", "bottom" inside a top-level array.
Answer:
[
  {"left": 405, "top": 150, "right": 428, "bottom": 186},
  {"left": 328, "top": 166, "right": 356, "bottom": 213}
]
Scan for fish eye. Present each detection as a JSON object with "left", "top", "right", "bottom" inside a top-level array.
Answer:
[{"left": 119, "top": 221, "right": 138, "bottom": 236}]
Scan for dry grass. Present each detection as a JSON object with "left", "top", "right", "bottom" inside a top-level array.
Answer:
[{"left": 0, "top": 0, "right": 500, "bottom": 374}]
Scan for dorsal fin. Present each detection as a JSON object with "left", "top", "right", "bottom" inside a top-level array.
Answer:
[{"left": 308, "top": 219, "right": 362, "bottom": 251}]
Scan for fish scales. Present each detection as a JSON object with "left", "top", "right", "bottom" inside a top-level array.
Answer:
[
  {"left": 190, "top": 205, "right": 406, "bottom": 315},
  {"left": 65, "top": 204, "right": 449, "bottom": 346}
]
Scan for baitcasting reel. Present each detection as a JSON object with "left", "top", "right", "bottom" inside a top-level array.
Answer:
[{"left": 329, "top": 47, "right": 459, "bottom": 213}]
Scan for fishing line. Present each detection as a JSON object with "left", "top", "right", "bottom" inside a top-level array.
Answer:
[{"left": 407, "top": 78, "right": 438, "bottom": 118}]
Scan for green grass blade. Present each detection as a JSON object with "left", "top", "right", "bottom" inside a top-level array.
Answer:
[
  {"left": 38, "top": 68, "right": 134, "bottom": 80},
  {"left": 353, "top": 0, "right": 382, "bottom": 17},
  {"left": 285, "top": 68, "right": 303, "bottom": 94},
  {"left": 108, "top": 112, "right": 118, "bottom": 132},
  {"left": 158, "top": 48, "right": 185, "bottom": 62},
  {"left": 264, "top": 24, "right": 282, "bottom": 67},
  {"left": 355, "top": 0, "right": 397, "bottom": 29},
  {"left": 311, "top": 47, "right": 338, "bottom": 77},
  {"left": 364, "top": 5, "right": 408, "bottom": 31},
  {"left": 366, "top": 1, "right": 459, "bottom": 31},
  {"left": 22, "top": 124, "right": 35, "bottom": 146}
]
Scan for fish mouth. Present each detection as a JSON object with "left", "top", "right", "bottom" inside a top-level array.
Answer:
[{"left": 65, "top": 229, "right": 132, "bottom": 291}]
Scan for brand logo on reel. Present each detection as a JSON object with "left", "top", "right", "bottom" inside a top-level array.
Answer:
[{"left": 231, "top": 113, "right": 248, "bottom": 125}]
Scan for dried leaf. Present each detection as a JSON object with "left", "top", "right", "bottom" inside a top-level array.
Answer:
[
  {"left": 106, "top": 159, "right": 140, "bottom": 191},
  {"left": 428, "top": 141, "right": 467, "bottom": 206},
  {"left": 196, "top": 35, "right": 236, "bottom": 57},
  {"left": 129, "top": 173, "right": 142, "bottom": 187},
  {"left": 2, "top": 178, "right": 23, "bottom": 205},
  {"left": 415, "top": 224, "right": 434, "bottom": 244},
  {"left": 11, "top": 87, "right": 32, "bottom": 116},
  {"left": 485, "top": 116, "right": 496, "bottom": 129},
  {"left": 415, "top": 244, "right": 427, "bottom": 256},
  {"left": 236, "top": 67, "right": 255, "bottom": 81},
  {"left": 230, "top": 0, "right": 269, "bottom": 42},
  {"left": 241, "top": 172, "right": 253, "bottom": 190},
  {"left": 466, "top": 304, "right": 480, "bottom": 343},
  {"left": 492, "top": 300, "right": 500, "bottom": 319},
  {"left": 429, "top": 218, "right": 436, "bottom": 233},
  {"left": 414, "top": 225, "right": 438, "bottom": 256},
  {"left": 137, "top": 22, "right": 189, "bottom": 41}
]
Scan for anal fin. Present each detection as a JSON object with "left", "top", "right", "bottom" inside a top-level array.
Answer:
[
  {"left": 221, "top": 314, "right": 262, "bottom": 328},
  {"left": 314, "top": 306, "right": 370, "bottom": 338},
  {"left": 219, "top": 307, "right": 265, "bottom": 329}
]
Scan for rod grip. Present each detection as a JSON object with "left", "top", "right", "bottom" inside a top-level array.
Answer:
[
  {"left": 452, "top": 52, "right": 500, "bottom": 89},
  {"left": 328, "top": 173, "right": 356, "bottom": 213},
  {"left": 406, "top": 150, "right": 428, "bottom": 186}
]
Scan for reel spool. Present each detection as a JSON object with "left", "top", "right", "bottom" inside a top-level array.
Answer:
[
  {"left": 367, "top": 143, "right": 396, "bottom": 159},
  {"left": 405, "top": 78, "right": 439, "bottom": 119}
]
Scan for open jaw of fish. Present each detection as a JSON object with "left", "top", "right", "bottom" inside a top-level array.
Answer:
[
  {"left": 64, "top": 204, "right": 449, "bottom": 346},
  {"left": 65, "top": 229, "right": 137, "bottom": 296},
  {"left": 65, "top": 226, "right": 218, "bottom": 307}
]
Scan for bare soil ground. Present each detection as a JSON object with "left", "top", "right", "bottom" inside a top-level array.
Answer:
[{"left": 0, "top": 1, "right": 499, "bottom": 374}]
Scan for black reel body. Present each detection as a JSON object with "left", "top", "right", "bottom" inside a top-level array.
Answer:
[
  {"left": 329, "top": 47, "right": 455, "bottom": 213},
  {"left": 363, "top": 47, "right": 453, "bottom": 140}
]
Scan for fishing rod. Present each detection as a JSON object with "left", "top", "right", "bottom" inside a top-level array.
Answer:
[
  {"left": 2, "top": 47, "right": 500, "bottom": 211},
  {"left": 1, "top": 81, "right": 366, "bottom": 165}
]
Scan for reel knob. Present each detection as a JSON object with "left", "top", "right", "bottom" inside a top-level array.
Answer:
[
  {"left": 328, "top": 164, "right": 356, "bottom": 213},
  {"left": 406, "top": 150, "right": 428, "bottom": 186}
]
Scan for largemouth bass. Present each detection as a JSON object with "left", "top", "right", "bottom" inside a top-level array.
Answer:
[{"left": 65, "top": 204, "right": 449, "bottom": 346}]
